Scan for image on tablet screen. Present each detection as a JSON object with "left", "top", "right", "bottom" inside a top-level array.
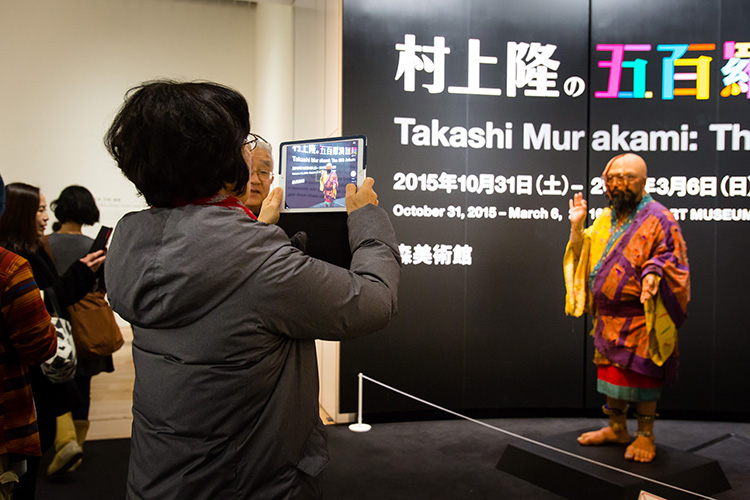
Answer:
[{"left": 283, "top": 138, "right": 362, "bottom": 210}]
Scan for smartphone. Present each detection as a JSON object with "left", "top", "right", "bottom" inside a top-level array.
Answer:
[
  {"left": 88, "top": 226, "right": 112, "bottom": 253},
  {"left": 278, "top": 135, "right": 367, "bottom": 213}
]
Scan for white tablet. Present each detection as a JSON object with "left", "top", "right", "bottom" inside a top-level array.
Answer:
[{"left": 279, "top": 135, "right": 367, "bottom": 213}]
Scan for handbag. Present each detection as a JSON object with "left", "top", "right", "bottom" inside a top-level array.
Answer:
[
  {"left": 40, "top": 289, "right": 78, "bottom": 383},
  {"left": 41, "top": 234, "right": 124, "bottom": 359},
  {"left": 68, "top": 289, "right": 124, "bottom": 358}
]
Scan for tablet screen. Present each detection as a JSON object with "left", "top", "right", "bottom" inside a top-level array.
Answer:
[{"left": 280, "top": 136, "right": 366, "bottom": 212}]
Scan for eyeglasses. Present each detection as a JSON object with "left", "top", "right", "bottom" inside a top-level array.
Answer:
[
  {"left": 244, "top": 133, "right": 272, "bottom": 181},
  {"left": 604, "top": 173, "right": 641, "bottom": 185},
  {"left": 250, "top": 169, "right": 272, "bottom": 182},
  {"left": 244, "top": 133, "right": 269, "bottom": 152}
]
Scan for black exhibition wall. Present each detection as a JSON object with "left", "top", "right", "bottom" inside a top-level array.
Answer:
[{"left": 339, "top": 0, "right": 750, "bottom": 418}]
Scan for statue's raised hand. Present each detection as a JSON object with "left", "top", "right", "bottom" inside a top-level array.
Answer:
[{"left": 568, "top": 192, "right": 587, "bottom": 232}]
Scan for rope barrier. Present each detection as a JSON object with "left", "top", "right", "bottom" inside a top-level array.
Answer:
[{"left": 350, "top": 372, "right": 718, "bottom": 500}]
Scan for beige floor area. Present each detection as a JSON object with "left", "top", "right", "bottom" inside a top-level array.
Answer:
[
  {"left": 87, "top": 326, "right": 135, "bottom": 440},
  {"left": 87, "top": 326, "right": 333, "bottom": 441}
]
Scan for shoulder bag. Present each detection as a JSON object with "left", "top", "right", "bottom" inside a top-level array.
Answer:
[
  {"left": 68, "top": 289, "right": 124, "bottom": 358},
  {"left": 42, "top": 234, "right": 124, "bottom": 358}
]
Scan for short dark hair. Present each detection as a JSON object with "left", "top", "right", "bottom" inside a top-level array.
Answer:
[
  {"left": 0, "top": 182, "right": 43, "bottom": 254},
  {"left": 105, "top": 80, "right": 251, "bottom": 207},
  {"left": 51, "top": 185, "right": 100, "bottom": 229}
]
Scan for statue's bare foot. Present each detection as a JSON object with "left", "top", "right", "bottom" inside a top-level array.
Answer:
[
  {"left": 577, "top": 426, "right": 630, "bottom": 446},
  {"left": 625, "top": 434, "right": 656, "bottom": 462}
]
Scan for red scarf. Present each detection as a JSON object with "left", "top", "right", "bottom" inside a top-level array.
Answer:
[{"left": 190, "top": 194, "right": 257, "bottom": 220}]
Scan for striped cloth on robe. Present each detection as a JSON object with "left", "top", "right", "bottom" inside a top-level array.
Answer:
[{"left": 564, "top": 195, "right": 690, "bottom": 399}]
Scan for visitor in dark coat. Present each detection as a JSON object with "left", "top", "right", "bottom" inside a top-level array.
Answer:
[{"left": 103, "top": 80, "right": 401, "bottom": 500}]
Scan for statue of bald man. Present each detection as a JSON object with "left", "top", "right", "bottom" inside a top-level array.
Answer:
[{"left": 564, "top": 153, "right": 691, "bottom": 462}]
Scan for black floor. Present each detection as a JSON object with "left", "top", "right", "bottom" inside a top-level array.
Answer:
[
  {"left": 322, "top": 418, "right": 750, "bottom": 500},
  {"left": 35, "top": 418, "right": 750, "bottom": 499}
]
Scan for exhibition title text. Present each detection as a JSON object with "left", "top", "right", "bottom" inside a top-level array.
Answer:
[
  {"left": 396, "top": 35, "right": 750, "bottom": 100},
  {"left": 393, "top": 117, "right": 750, "bottom": 152}
]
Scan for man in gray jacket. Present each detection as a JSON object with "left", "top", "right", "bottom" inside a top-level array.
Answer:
[{"left": 104, "top": 80, "right": 400, "bottom": 499}]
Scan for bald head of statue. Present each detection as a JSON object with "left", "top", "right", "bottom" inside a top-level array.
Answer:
[{"left": 602, "top": 153, "right": 648, "bottom": 217}]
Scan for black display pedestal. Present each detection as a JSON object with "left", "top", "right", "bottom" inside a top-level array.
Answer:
[{"left": 496, "top": 431, "right": 730, "bottom": 500}]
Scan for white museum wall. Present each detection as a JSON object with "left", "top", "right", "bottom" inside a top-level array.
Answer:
[
  {"left": 0, "top": 0, "right": 259, "bottom": 233},
  {"left": 253, "top": 3, "right": 294, "bottom": 154}
]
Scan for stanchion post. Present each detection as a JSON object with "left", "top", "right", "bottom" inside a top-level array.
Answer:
[{"left": 348, "top": 372, "right": 372, "bottom": 432}]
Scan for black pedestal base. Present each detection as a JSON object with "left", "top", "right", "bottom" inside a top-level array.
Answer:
[{"left": 496, "top": 430, "right": 730, "bottom": 500}]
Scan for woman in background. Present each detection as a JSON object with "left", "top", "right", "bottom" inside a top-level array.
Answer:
[
  {"left": 0, "top": 173, "right": 58, "bottom": 498},
  {"left": 48, "top": 185, "right": 115, "bottom": 472},
  {"left": 0, "top": 182, "right": 104, "bottom": 498}
]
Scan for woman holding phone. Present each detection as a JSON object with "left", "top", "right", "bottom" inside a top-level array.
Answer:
[{"left": 47, "top": 185, "right": 116, "bottom": 474}]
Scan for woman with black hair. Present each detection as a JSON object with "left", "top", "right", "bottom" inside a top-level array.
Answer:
[
  {"left": 0, "top": 173, "right": 58, "bottom": 499},
  {"left": 104, "top": 80, "right": 400, "bottom": 500},
  {"left": 47, "top": 185, "right": 116, "bottom": 473},
  {"left": 0, "top": 182, "right": 105, "bottom": 498}
]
